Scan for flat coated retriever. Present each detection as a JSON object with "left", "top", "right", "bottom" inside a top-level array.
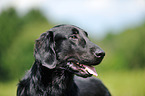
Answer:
[{"left": 17, "top": 24, "right": 111, "bottom": 96}]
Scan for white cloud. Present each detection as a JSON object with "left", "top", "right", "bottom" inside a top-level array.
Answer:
[
  {"left": 12, "top": 0, "right": 43, "bottom": 15},
  {"left": 0, "top": 0, "right": 12, "bottom": 12}
]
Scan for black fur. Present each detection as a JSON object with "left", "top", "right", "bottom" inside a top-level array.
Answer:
[{"left": 17, "top": 24, "right": 111, "bottom": 96}]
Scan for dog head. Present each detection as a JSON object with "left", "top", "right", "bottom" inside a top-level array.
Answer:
[{"left": 34, "top": 24, "right": 105, "bottom": 78}]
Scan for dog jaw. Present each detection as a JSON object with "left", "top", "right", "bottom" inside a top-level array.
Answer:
[{"left": 66, "top": 61, "right": 98, "bottom": 77}]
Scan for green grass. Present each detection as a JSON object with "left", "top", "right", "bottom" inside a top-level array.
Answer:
[
  {"left": 0, "top": 70, "right": 145, "bottom": 96},
  {"left": 0, "top": 80, "right": 18, "bottom": 96},
  {"left": 98, "top": 70, "right": 145, "bottom": 96}
]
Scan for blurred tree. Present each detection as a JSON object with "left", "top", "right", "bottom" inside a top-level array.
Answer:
[
  {"left": 0, "top": 8, "right": 23, "bottom": 81},
  {"left": 0, "top": 8, "right": 53, "bottom": 81},
  {"left": 98, "top": 21, "right": 145, "bottom": 70},
  {"left": 124, "top": 26, "right": 145, "bottom": 68},
  {"left": 23, "top": 9, "right": 47, "bottom": 23}
]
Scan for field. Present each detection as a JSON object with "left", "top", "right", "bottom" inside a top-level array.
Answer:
[
  {"left": 0, "top": 70, "right": 144, "bottom": 96},
  {"left": 99, "top": 70, "right": 145, "bottom": 96}
]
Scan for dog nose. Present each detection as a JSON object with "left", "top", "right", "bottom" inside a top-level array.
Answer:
[{"left": 94, "top": 50, "right": 105, "bottom": 58}]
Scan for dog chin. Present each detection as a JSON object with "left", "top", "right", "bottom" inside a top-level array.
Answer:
[{"left": 75, "top": 72, "right": 92, "bottom": 78}]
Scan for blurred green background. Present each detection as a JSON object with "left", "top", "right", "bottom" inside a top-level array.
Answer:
[{"left": 0, "top": 8, "right": 145, "bottom": 96}]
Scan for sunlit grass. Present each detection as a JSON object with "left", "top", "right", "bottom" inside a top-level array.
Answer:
[
  {"left": 0, "top": 80, "right": 18, "bottom": 96},
  {"left": 98, "top": 70, "right": 145, "bottom": 96},
  {"left": 0, "top": 70, "right": 144, "bottom": 96}
]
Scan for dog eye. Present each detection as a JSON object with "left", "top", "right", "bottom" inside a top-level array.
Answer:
[{"left": 70, "top": 35, "right": 78, "bottom": 39}]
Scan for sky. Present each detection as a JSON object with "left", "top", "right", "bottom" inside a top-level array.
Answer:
[{"left": 0, "top": 0, "right": 145, "bottom": 39}]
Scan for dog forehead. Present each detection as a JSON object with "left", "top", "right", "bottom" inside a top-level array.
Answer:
[{"left": 51, "top": 24, "right": 86, "bottom": 36}]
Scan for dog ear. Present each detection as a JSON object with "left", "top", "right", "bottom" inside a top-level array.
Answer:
[{"left": 34, "top": 31, "right": 57, "bottom": 69}]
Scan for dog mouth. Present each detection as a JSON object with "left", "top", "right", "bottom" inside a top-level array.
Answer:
[{"left": 67, "top": 61, "right": 98, "bottom": 77}]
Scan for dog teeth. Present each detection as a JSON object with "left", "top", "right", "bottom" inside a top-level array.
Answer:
[
  {"left": 67, "top": 62, "right": 85, "bottom": 69},
  {"left": 80, "top": 64, "right": 83, "bottom": 66},
  {"left": 77, "top": 63, "right": 83, "bottom": 67}
]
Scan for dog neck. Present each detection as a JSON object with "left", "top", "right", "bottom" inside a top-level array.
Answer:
[{"left": 30, "top": 60, "right": 78, "bottom": 96}]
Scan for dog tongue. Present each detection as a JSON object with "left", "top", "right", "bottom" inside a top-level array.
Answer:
[{"left": 83, "top": 65, "right": 98, "bottom": 76}]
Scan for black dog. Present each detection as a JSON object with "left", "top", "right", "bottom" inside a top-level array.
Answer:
[{"left": 17, "top": 24, "right": 111, "bottom": 96}]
